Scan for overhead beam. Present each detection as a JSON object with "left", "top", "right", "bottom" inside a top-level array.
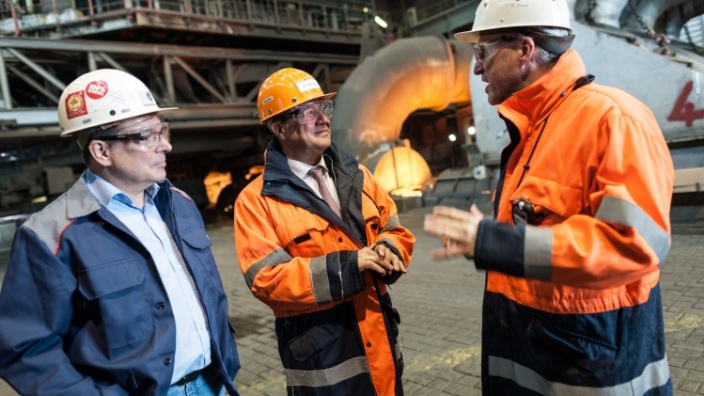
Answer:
[{"left": 0, "top": 37, "right": 358, "bottom": 65}]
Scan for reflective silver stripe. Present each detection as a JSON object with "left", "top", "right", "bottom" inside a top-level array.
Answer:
[
  {"left": 310, "top": 256, "right": 333, "bottom": 304},
  {"left": 488, "top": 355, "right": 670, "bottom": 395},
  {"left": 524, "top": 226, "right": 553, "bottom": 281},
  {"left": 380, "top": 215, "right": 401, "bottom": 233},
  {"left": 244, "top": 248, "right": 292, "bottom": 289},
  {"left": 595, "top": 196, "right": 670, "bottom": 265},
  {"left": 284, "top": 356, "right": 370, "bottom": 388}
]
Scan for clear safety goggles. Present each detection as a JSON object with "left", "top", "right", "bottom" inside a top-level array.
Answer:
[
  {"left": 284, "top": 100, "right": 334, "bottom": 124},
  {"left": 97, "top": 118, "right": 170, "bottom": 150},
  {"left": 473, "top": 36, "right": 521, "bottom": 64}
]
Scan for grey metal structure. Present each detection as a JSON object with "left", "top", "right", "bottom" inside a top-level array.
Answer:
[
  {"left": 2, "top": 0, "right": 704, "bottom": 217},
  {"left": 0, "top": 0, "right": 378, "bottom": 211},
  {"left": 0, "top": 36, "right": 357, "bottom": 137}
]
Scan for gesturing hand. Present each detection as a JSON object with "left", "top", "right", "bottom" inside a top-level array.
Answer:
[{"left": 424, "top": 204, "right": 484, "bottom": 259}]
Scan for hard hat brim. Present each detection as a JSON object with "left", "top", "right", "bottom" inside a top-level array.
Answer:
[
  {"left": 454, "top": 30, "right": 479, "bottom": 43},
  {"left": 60, "top": 106, "right": 179, "bottom": 137}
]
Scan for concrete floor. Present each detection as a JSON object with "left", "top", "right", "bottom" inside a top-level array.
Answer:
[{"left": 1, "top": 206, "right": 703, "bottom": 395}]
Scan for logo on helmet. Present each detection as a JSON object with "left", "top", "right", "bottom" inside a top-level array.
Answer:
[
  {"left": 65, "top": 91, "right": 88, "bottom": 119},
  {"left": 296, "top": 78, "right": 320, "bottom": 93},
  {"left": 85, "top": 80, "right": 108, "bottom": 100},
  {"left": 139, "top": 91, "right": 157, "bottom": 106}
]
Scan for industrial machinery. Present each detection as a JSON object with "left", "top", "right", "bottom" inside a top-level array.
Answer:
[
  {"left": 0, "top": 0, "right": 703, "bottom": 222},
  {"left": 330, "top": 0, "right": 704, "bottom": 221},
  {"left": 0, "top": 0, "right": 369, "bottom": 215}
]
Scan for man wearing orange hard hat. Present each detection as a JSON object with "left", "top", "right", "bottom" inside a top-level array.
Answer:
[{"left": 234, "top": 67, "right": 415, "bottom": 395}]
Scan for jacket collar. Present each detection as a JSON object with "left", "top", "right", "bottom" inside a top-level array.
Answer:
[
  {"left": 499, "top": 49, "right": 587, "bottom": 129},
  {"left": 67, "top": 170, "right": 173, "bottom": 219},
  {"left": 262, "top": 139, "right": 359, "bottom": 184}
]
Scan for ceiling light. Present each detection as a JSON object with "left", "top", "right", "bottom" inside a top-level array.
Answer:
[{"left": 374, "top": 16, "right": 388, "bottom": 29}]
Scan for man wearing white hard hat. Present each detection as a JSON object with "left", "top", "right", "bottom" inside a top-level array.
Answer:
[
  {"left": 0, "top": 69, "right": 241, "bottom": 395},
  {"left": 424, "top": 0, "right": 673, "bottom": 394}
]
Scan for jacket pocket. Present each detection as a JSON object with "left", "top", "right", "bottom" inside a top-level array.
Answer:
[
  {"left": 279, "top": 302, "right": 366, "bottom": 369},
  {"left": 180, "top": 226, "right": 225, "bottom": 293},
  {"left": 180, "top": 226, "right": 212, "bottom": 249},
  {"left": 289, "top": 325, "right": 340, "bottom": 362},
  {"left": 526, "top": 312, "right": 617, "bottom": 375},
  {"left": 277, "top": 213, "right": 333, "bottom": 255},
  {"left": 511, "top": 175, "right": 583, "bottom": 225},
  {"left": 77, "top": 259, "right": 153, "bottom": 349}
]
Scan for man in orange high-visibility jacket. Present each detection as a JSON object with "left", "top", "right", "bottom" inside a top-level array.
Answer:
[
  {"left": 424, "top": 0, "right": 674, "bottom": 394},
  {"left": 234, "top": 68, "right": 415, "bottom": 396}
]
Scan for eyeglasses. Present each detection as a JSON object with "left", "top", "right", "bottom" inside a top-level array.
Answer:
[
  {"left": 97, "top": 119, "right": 170, "bottom": 150},
  {"left": 473, "top": 36, "right": 521, "bottom": 64},
  {"left": 284, "top": 100, "right": 334, "bottom": 124}
]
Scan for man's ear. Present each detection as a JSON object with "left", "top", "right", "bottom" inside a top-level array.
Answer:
[
  {"left": 270, "top": 122, "right": 286, "bottom": 141},
  {"left": 519, "top": 36, "right": 536, "bottom": 64},
  {"left": 87, "top": 140, "right": 112, "bottom": 167}
]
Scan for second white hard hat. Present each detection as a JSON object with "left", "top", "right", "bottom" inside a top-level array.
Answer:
[{"left": 454, "top": 0, "right": 572, "bottom": 43}]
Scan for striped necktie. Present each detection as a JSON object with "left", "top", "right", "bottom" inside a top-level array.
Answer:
[{"left": 309, "top": 166, "right": 341, "bottom": 218}]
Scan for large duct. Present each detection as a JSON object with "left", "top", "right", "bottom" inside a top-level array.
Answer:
[{"left": 331, "top": 35, "right": 472, "bottom": 165}]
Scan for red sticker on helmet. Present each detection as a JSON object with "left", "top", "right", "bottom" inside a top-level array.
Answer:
[
  {"left": 65, "top": 91, "right": 88, "bottom": 119},
  {"left": 85, "top": 80, "right": 108, "bottom": 99}
]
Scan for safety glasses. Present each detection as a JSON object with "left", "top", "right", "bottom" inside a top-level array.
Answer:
[
  {"left": 473, "top": 36, "right": 522, "bottom": 64},
  {"left": 97, "top": 119, "right": 170, "bottom": 150},
  {"left": 284, "top": 100, "right": 334, "bottom": 124}
]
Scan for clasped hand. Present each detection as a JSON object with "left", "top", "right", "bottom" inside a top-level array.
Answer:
[{"left": 358, "top": 244, "right": 406, "bottom": 276}]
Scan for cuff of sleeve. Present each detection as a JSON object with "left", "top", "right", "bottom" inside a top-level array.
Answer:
[
  {"left": 474, "top": 219, "right": 526, "bottom": 277},
  {"left": 372, "top": 241, "right": 405, "bottom": 285},
  {"left": 339, "top": 250, "right": 366, "bottom": 296}
]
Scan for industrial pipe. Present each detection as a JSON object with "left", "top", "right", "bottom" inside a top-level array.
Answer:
[{"left": 331, "top": 35, "right": 472, "bottom": 164}]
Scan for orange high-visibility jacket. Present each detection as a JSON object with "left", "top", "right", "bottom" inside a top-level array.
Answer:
[
  {"left": 474, "top": 49, "right": 674, "bottom": 394},
  {"left": 234, "top": 140, "right": 415, "bottom": 396}
]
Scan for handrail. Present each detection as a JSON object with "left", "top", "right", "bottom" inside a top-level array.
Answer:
[{"left": 0, "top": 0, "right": 391, "bottom": 37}]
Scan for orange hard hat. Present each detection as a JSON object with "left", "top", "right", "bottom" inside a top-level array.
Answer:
[{"left": 257, "top": 68, "right": 336, "bottom": 123}]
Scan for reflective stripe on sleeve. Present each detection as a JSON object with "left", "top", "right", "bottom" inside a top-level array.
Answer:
[
  {"left": 524, "top": 226, "right": 553, "bottom": 281},
  {"left": 244, "top": 248, "right": 292, "bottom": 289},
  {"left": 284, "top": 356, "right": 370, "bottom": 388},
  {"left": 310, "top": 256, "right": 333, "bottom": 304},
  {"left": 595, "top": 196, "right": 670, "bottom": 265},
  {"left": 488, "top": 354, "right": 670, "bottom": 395},
  {"left": 380, "top": 215, "right": 401, "bottom": 233}
]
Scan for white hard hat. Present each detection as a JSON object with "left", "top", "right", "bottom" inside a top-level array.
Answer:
[
  {"left": 58, "top": 69, "right": 176, "bottom": 137},
  {"left": 455, "top": 0, "right": 572, "bottom": 43}
]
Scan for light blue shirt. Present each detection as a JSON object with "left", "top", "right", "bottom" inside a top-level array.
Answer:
[{"left": 84, "top": 170, "right": 211, "bottom": 384}]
